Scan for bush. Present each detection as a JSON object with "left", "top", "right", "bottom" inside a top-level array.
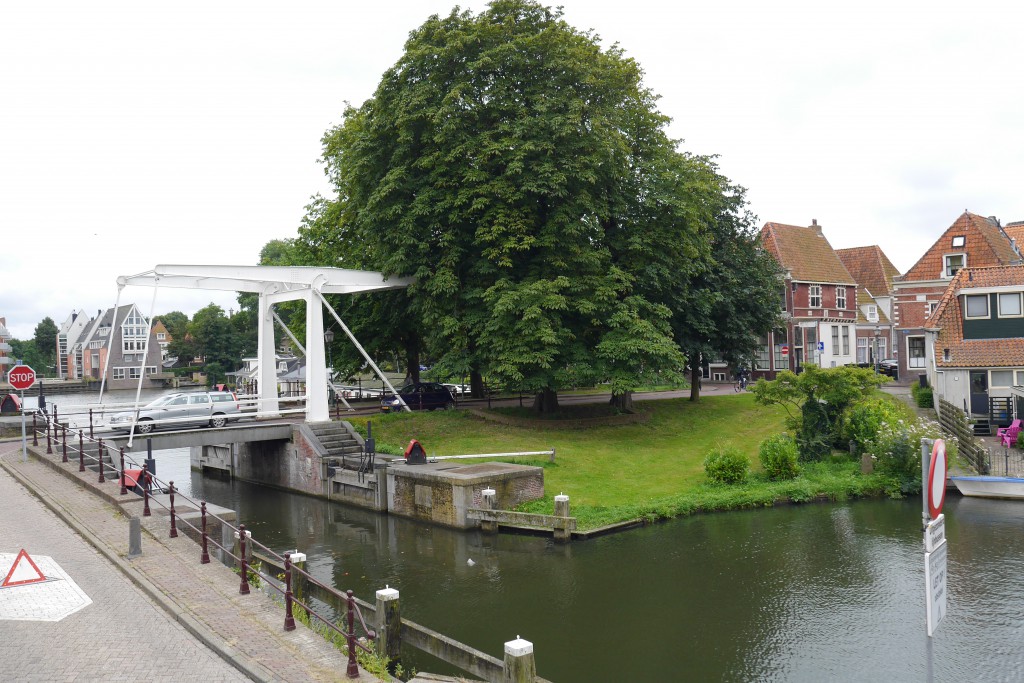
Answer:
[
  {"left": 704, "top": 446, "right": 750, "bottom": 484},
  {"left": 863, "top": 415, "right": 948, "bottom": 495},
  {"left": 910, "top": 382, "right": 934, "bottom": 409},
  {"left": 759, "top": 434, "right": 801, "bottom": 481},
  {"left": 845, "top": 398, "right": 911, "bottom": 454},
  {"left": 1016, "top": 431, "right": 1024, "bottom": 449}
]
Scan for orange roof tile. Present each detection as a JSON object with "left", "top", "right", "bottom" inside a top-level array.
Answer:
[
  {"left": 836, "top": 246, "right": 900, "bottom": 296},
  {"left": 760, "top": 221, "right": 856, "bottom": 285},
  {"left": 902, "top": 212, "right": 1020, "bottom": 282}
]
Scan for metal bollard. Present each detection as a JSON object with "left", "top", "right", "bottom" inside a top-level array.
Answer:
[
  {"left": 89, "top": 408, "right": 94, "bottom": 440},
  {"left": 284, "top": 554, "right": 296, "bottom": 631},
  {"left": 237, "top": 524, "right": 250, "bottom": 595},
  {"left": 143, "top": 472, "right": 151, "bottom": 517},
  {"left": 78, "top": 431, "right": 85, "bottom": 472},
  {"left": 200, "top": 502, "right": 210, "bottom": 564},
  {"left": 119, "top": 448, "right": 128, "bottom": 496},
  {"left": 46, "top": 416, "right": 52, "bottom": 454},
  {"left": 97, "top": 439, "right": 105, "bottom": 483},
  {"left": 346, "top": 590, "right": 359, "bottom": 678},
  {"left": 168, "top": 481, "right": 178, "bottom": 538},
  {"left": 32, "top": 413, "right": 38, "bottom": 446},
  {"left": 61, "top": 425, "right": 68, "bottom": 463}
]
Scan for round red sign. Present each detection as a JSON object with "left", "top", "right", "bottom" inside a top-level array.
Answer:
[
  {"left": 927, "top": 439, "right": 947, "bottom": 519},
  {"left": 8, "top": 365, "right": 36, "bottom": 391}
]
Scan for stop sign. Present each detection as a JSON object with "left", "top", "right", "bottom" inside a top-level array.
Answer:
[{"left": 8, "top": 365, "right": 36, "bottom": 391}]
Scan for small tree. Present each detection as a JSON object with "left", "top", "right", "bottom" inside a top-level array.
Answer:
[{"left": 750, "top": 365, "right": 887, "bottom": 461}]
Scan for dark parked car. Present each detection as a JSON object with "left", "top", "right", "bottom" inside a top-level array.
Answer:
[
  {"left": 879, "top": 359, "right": 898, "bottom": 378},
  {"left": 380, "top": 382, "right": 455, "bottom": 412}
]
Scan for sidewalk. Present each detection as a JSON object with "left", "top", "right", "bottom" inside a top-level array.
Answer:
[{"left": 0, "top": 439, "right": 381, "bottom": 682}]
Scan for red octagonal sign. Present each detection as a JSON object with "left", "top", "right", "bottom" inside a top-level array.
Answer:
[{"left": 8, "top": 365, "right": 36, "bottom": 391}]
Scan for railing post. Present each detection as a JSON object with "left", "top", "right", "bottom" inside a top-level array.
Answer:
[
  {"left": 119, "top": 448, "right": 128, "bottom": 495},
  {"left": 346, "top": 590, "right": 359, "bottom": 678},
  {"left": 32, "top": 413, "right": 38, "bottom": 446},
  {"left": 375, "top": 586, "right": 401, "bottom": 661},
  {"left": 503, "top": 637, "right": 536, "bottom": 683},
  {"left": 481, "top": 488, "right": 498, "bottom": 534},
  {"left": 553, "top": 493, "right": 571, "bottom": 543},
  {"left": 78, "top": 430, "right": 85, "bottom": 472},
  {"left": 143, "top": 475, "right": 151, "bottom": 516},
  {"left": 97, "top": 439, "right": 105, "bottom": 483},
  {"left": 61, "top": 425, "right": 68, "bottom": 463},
  {"left": 46, "top": 416, "right": 53, "bottom": 454},
  {"left": 237, "top": 524, "right": 250, "bottom": 595},
  {"left": 168, "top": 481, "right": 178, "bottom": 538},
  {"left": 200, "top": 502, "right": 210, "bottom": 564},
  {"left": 89, "top": 408, "right": 94, "bottom": 440},
  {"left": 284, "top": 554, "right": 296, "bottom": 631}
]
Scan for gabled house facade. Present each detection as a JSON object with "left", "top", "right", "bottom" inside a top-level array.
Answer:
[
  {"left": 836, "top": 245, "right": 900, "bottom": 372},
  {"left": 893, "top": 212, "right": 1021, "bottom": 383},
  {"left": 74, "top": 304, "right": 164, "bottom": 389},
  {"left": 758, "top": 220, "right": 859, "bottom": 378},
  {"left": 0, "top": 317, "right": 12, "bottom": 380},
  {"left": 926, "top": 264, "right": 1024, "bottom": 418},
  {"left": 151, "top": 319, "right": 171, "bottom": 360},
  {"left": 56, "top": 310, "right": 89, "bottom": 379}
]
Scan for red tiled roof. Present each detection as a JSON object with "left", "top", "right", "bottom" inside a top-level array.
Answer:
[
  {"left": 854, "top": 287, "right": 890, "bottom": 324},
  {"left": 902, "top": 212, "right": 1020, "bottom": 282},
  {"left": 1003, "top": 222, "right": 1024, "bottom": 249},
  {"left": 933, "top": 265, "right": 1024, "bottom": 368},
  {"left": 836, "top": 246, "right": 900, "bottom": 296},
  {"left": 760, "top": 221, "right": 856, "bottom": 285}
]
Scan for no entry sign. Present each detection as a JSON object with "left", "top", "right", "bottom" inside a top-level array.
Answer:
[
  {"left": 8, "top": 365, "right": 36, "bottom": 391},
  {"left": 927, "top": 439, "right": 947, "bottom": 520}
]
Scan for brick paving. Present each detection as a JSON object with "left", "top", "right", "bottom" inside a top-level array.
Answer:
[{"left": 0, "top": 439, "right": 381, "bottom": 682}]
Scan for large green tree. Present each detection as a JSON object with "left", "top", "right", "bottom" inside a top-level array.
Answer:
[{"left": 319, "top": 0, "right": 712, "bottom": 411}]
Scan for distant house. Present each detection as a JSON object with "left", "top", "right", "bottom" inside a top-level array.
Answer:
[
  {"left": 758, "top": 220, "right": 858, "bottom": 378},
  {"left": 56, "top": 310, "right": 90, "bottom": 379},
  {"left": 893, "top": 212, "right": 1022, "bottom": 383},
  {"left": 836, "top": 245, "right": 900, "bottom": 370},
  {"left": 74, "top": 305, "right": 165, "bottom": 389},
  {"left": 151, "top": 319, "right": 172, "bottom": 360},
  {"left": 926, "top": 264, "right": 1024, "bottom": 421},
  {"left": 0, "top": 317, "right": 12, "bottom": 380}
]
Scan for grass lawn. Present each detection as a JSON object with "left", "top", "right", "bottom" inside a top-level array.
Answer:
[{"left": 348, "top": 392, "right": 892, "bottom": 530}]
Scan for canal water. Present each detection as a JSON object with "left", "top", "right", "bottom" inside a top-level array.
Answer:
[{"left": 46, "top": 390, "right": 1024, "bottom": 681}]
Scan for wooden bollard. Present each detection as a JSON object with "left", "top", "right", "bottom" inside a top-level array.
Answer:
[
  {"left": 375, "top": 586, "right": 401, "bottom": 660},
  {"left": 481, "top": 488, "right": 498, "bottom": 534},
  {"left": 553, "top": 493, "right": 571, "bottom": 543},
  {"left": 503, "top": 637, "right": 536, "bottom": 683}
]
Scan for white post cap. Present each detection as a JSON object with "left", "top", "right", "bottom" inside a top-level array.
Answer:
[
  {"left": 233, "top": 529, "right": 252, "bottom": 539},
  {"left": 554, "top": 494, "right": 569, "bottom": 502},
  {"left": 287, "top": 552, "right": 307, "bottom": 563},
  {"left": 504, "top": 637, "right": 533, "bottom": 656},
  {"left": 482, "top": 488, "right": 496, "bottom": 496},
  {"left": 376, "top": 587, "right": 400, "bottom": 601}
]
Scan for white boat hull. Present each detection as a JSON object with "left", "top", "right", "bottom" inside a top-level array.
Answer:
[{"left": 951, "top": 476, "right": 1024, "bottom": 500}]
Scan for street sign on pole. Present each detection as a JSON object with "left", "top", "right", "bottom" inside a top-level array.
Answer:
[
  {"left": 928, "top": 439, "right": 947, "bottom": 520},
  {"left": 817, "top": 341, "right": 825, "bottom": 352},
  {"left": 925, "top": 537, "right": 947, "bottom": 637},
  {"left": 781, "top": 344, "right": 789, "bottom": 356},
  {"left": 8, "top": 365, "right": 36, "bottom": 391},
  {"left": 923, "top": 438, "right": 948, "bottom": 638}
]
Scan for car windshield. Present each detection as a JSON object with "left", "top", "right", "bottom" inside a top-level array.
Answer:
[{"left": 145, "top": 396, "right": 176, "bottom": 407}]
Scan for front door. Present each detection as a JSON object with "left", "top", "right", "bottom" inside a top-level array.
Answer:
[{"left": 970, "top": 371, "right": 989, "bottom": 416}]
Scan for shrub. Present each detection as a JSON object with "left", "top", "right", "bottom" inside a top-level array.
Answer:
[
  {"left": 845, "top": 398, "right": 911, "bottom": 454},
  {"left": 914, "top": 386, "right": 934, "bottom": 408},
  {"left": 704, "top": 446, "right": 750, "bottom": 484},
  {"left": 863, "top": 415, "right": 947, "bottom": 495},
  {"left": 1016, "top": 431, "right": 1024, "bottom": 449},
  {"left": 759, "top": 434, "right": 801, "bottom": 481}
]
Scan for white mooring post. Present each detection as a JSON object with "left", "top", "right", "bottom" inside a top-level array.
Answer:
[
  {"left": 481, "top": 488, "right": 498, "bottom": 534},
  {"left": 375, "top": 586, "right": 401, "bottom": 660},
  {"left": 553, "top": 493, "right": 571, "bottom": 543},
  {"left": 503, "top": 636, "right": 536, "bottom": 683}
]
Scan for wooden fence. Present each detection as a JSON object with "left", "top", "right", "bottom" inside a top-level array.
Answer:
[{"left": 937, "top": 398, "right": 989, "bottom": 474}]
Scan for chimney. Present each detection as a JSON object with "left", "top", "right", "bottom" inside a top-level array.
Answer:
[{"left": 809, "top": 219, "right": 823, "bottom": 235}]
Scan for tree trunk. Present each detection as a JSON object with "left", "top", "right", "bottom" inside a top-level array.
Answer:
[
  {"left": 470, "top": 368, "right": 485, "bottom": 399},
  {"left": 609, "top": 390, "right": 634, "bottom": 412},
  {"left": 689, "top": 365, "right": 701, "bottom": 401},
  {"left": 406, "top": 345, "right": 420, "bottom": 384},
  {"left": 532, "top": 387, "right": 560, "bottom": 414}
]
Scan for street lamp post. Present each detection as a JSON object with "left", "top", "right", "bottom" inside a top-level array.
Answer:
[
  {"left": 873, "top": 325, "right": 881, "bottom": 375},
  {"left": 324, "top": 328, "right": 335, "bottom": 400}
]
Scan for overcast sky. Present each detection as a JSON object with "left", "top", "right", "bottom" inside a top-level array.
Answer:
[{"left": 2, "top": 0, "right": 1021, "bottom": 340}]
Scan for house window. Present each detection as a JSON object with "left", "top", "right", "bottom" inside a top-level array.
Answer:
[
  {"left": 836, "top": 286, "right": 846, "bottom": 309},
  {"left": 146, "top": 366, "right": 158, "bottom": 375},
  {"left": 113, "top": 368, "right": 126, "bottom": 380},
  {"left": 754, "top": 336, "right": 770, "bottom": 370},
  {"left": 928, "top": 302, "right": 938, "bottom": 316},
  {"left": 867, "top": 305, "right": 878, "bottom": 322},
  {"left": 942, "top": 349, "right": 951, "bottom": 362},
  {"left": 991, "top": 370, "right": 1013, "bottom": 387},
  {"left": 809, "top": 285, "right": 822, "bottom": 308},
  {"left": 878, "top": 337, "right": 887, "bottom": 359},
  {"left": 944, "top": 254, "right": 965, "bottom": 278},
  {"left": 122, "top": 310, "right": 149, "bottom": 353},
  {"left": 998, "top": 293, "right": 1023, "bottom": 317},
  {"left": 129, "top": 367, "right": 142, "bottom": 379},
  {"left": 841, "top": 326, "right": 850, "bottom": 355},
  {"left": 951, "top": 235, "right": 965, "bottom": 248},
  {"left": 857, "top": 337, "right": 869, "bottom": 364},
  {"left": 831, "top": 326, "right": 839, "bottom": 355},
  {"left": 97, "top": 327, "right": 110, "bottom": 337},
  {"left": 773, "top": 331, "right": 789, "bottom": 370},
  {"left": 1015, "top": 370, "right": 1024, "bottom": 386},
  {"left": 908, "top": 336, "right": 926, "bottom": 369},
  {"left": 964, "top": 294, "right": 989, "bottom": 319}
]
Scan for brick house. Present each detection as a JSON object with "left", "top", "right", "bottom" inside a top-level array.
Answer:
[
  {"left": 836, "top": 245, "right": 900, "bottom": 372},
  {"left": 75, "top": 304, "right": 164, "bottom": 389},
  {"left": 56, "top": 310, "right": 89, "bottom": 379},
  {"left": 892, "top": 212, "right": 1021, "bottom": 383},
  {"left": 758, "top": 220, "right": 858, "bottom": 378},
  {"left": 926, "top": 264, "right": 1024, "bottom": 422}
]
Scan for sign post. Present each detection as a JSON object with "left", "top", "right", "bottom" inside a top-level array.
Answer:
[
  {"left": 9, "top": 365, "right": 37, "bottom": 462},
  {"left": 923, "top": 438, "right": 948, "bottom": 642}
]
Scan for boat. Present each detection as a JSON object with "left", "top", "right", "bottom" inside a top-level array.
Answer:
[{"left": 950, "top": 475, "right": 1024, "bottom": 500}]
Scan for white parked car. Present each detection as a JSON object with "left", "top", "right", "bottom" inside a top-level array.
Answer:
[{"left": 109, "top": 391, "right": 242, "bottom": 434}]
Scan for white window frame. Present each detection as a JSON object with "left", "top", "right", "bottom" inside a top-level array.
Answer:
[
  {"left": 836, "top": 286, "right": 846, "bottom": 309},
  {"left": 831, "top": 326, "right": 839, "bottom": 356},
  {"left": 908, "top": 336, "right": 926, "bottom": 369},
  {"left": 113, "top": 368, "right": 126, "bottom": 380},
  {"left": 754, "top": 335, "right": 770, "bottom": 370},
  {"left": 1015, "top": 370, "right": 1024, "bottom": 387},
  {"left": 867, "top": 305, "right": 878, "bottom": 322},
  {"left": 964, "top": 294, "right": 990, "bottom": 319},
  {"left": 809, "top": 284, "right": 822, "bottom": 308},
  {"left": 944, "top": 253, "right": 966, "bottom": 278},
  {"left": 156, "top": 332, "right": 166, "bottom": 340},
  {"left": 951, "top": 235, "right": 965, "bottom": 248},
  {"left": 857, "top": 337, "right": 869, "bottom": 364},
  {"left": 841, "top": 326, "right": 850, "bottom": 355},
  {"left": 998, "top": 293, "right": 1023, "bottom": 318},
  {"left": 146, "top": 366, "right": 158, "bottom": 375},
  {"left": 991, "top": 370, "right": 1014, "bottom": 388}
]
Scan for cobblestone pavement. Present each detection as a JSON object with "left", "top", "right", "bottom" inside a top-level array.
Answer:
[{"left": 0, "top": 440, "right": 381, "bottom": 682}]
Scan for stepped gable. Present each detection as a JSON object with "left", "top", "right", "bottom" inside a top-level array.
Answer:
[
  {"left": 760, "top": 221, "right": 856, "bottom": 285},
  {"left": 902, "top": 212, "right": 1020, "bottom": 283},
  {"left": 836, "top": 245, "right": 900, "bottom": 296},
  {"left": 932, "top": 265, "right": 1024, "bottom": 368}
]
